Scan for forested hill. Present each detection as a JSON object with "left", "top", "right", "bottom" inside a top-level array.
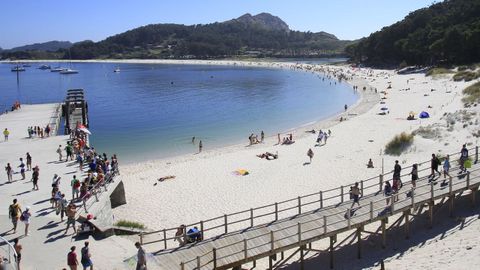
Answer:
[
  {"left": 346, "top": 0, "right": 480, "bottom": 67},
  {"left": 67, "top": 13, "right": 352, "bottom": 59}
]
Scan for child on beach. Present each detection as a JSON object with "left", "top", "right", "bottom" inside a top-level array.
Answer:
[
  {"left": 307, "top": 148, "right": 314, "bottom": 163},
  {"left": 57, "top": 145, "right": 63, "bottom": 161},
  {"left": 3, "top": 128, "right": 10, "bottom": 141},
  {"left": 18, "top": 158, "right": 26, "bottom": 180}
]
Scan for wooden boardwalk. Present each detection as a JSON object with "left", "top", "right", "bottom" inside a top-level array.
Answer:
[{"left": 146, "top": 150, "right": 479, "bottom": 270}]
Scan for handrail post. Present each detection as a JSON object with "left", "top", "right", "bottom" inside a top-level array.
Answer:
[
  {"left": 341, "top": 186, "right": 344, "bottom": 203},
  {"left": 430, "top": 182, "right": 434, "bottom": 200},
  {"left": 323, "top": 216, "right": 327, "bottom": 234},
  {"left": 347, "top": 208, "right": 351, "bottom": 229},
  {"left": 212, "top": 248, "right": 217, "bottom": 269},
  {"left": 466, "top": 171, "right": 470, "bottom": 188},
  {"left": 411, "top": 188, "right": 415, "bottom": 208},
  {"left": 200, "top": 221, "right": 204, "bottom": 239},
  {"left": 94, "top": 192, "right": 99, "bottom": 202},
  {"left": 180, "top": 262, "right": 185, "bottom": 270},
  {"left": 369, "top": 201, "right": 373, "bottom": 221},
  {"left": 83, "top": 199, "right": 87, "bottom": 212},
  {"left": 298, "top": 196, "right": 302, "bottom": 215},
  {"left": 224, "top": 214, "right": 228, "bottom": 234},
  {"left": 476, "top": 146, "right": 478, "bottom": 164},
  {"left": 196, "top": 256, "right": 200, "bottom": 269},
  {"left": 163, "top": 229, "right": 167, "bottom": 250},
  {"left": 379, "top": 174, "right": 384, "bottom": 192},
  {"left": 360, "top": 180, "right": 364, "bottom": 197},
  {"left": 140, "top": 233, "right": 143, "bottom": 245},
  {"left": 250, "top": 208, "right": 254, "bottom": 227},
  {"left": 244, "top": 238, "right": 248, "bottom": 259},
  {"left": 449, "top": 177, "right": 453, "bottom": 195},
  {"left": 319, "top": 191, "right": 323, "bottom": 209},
  {"left": 274, "top": 203, "right": 278, "bottom": 221},
  {"left": 298, "top": 222, "right": 302, "bottom": 244},
  {"left": 270, "top": 230, "right": 274, "bottom": 250},
  {"left": 391, "top": 194, "right": 395, "bottom": 213}
]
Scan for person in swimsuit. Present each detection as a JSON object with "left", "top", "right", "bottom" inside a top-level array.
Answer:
[{"left": 14, "top": 238, "right": 22, "bottom": 270}]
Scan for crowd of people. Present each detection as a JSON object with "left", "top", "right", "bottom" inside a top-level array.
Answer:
[{"left": 27, "top": 125, "right": 52, "bottom": 138}]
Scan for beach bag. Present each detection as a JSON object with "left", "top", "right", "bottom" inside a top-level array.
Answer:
[
  {"left": 19, "top": 211, "right": 26, "bottom": 221},
  {"left": 465, "top": 159, "right": 472, "bottom": 169}
]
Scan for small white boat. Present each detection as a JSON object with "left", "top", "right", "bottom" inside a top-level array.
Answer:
[
  {"left": 11, "top": 66, "right": 26, "bottom": 72},
  {"left": 114, "top": 67, "right": 121, "bottom": 73},
  {"left": 59, "top": 68, "right": 79, "bottom": 74},
  {"left": 38, "top": 65, "right": 51, "bottom": 70},
  {"left": 50, "top": 67, "right": 64, "bottom": 72}
]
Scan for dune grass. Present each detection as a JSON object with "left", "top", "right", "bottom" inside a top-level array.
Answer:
[
  {"left": 453, "top": 70, "right": 480, "bottom": 82},
  {"left": 385, "top": 132, "right": 414, "bottom": 156},
  {"left": 425, "top": 67, "right": 453, "bottom": 77},
  {"left": 115, "top": 219, "right": 146, "bottom": 230},
  {"left": 462, "top": 82, "right": 480, "bottom": 104}
]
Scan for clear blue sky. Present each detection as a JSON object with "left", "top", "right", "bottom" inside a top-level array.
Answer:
[{"left": 1, "top": 0, "right": 436, "bottom": 49}]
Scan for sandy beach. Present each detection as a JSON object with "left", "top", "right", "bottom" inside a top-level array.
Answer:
[{"left": 2, "top": 59, "right": 479, "bottom": 269}]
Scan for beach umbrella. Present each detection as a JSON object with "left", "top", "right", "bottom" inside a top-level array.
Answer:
[{"left": 78, "top": 127, "right": 92, "bottom": 135}]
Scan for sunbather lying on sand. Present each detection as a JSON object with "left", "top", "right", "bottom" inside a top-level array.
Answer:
[
  {"left": 158, "top": 175, "right": 176, "bottom": 182},
  {"left": 256, "top": 152, "right": 278, "bottom": 160}
]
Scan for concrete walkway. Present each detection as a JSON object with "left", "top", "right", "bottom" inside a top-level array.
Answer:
[{"left": 0, "top": 104, "right": 136, "bottom": 269}]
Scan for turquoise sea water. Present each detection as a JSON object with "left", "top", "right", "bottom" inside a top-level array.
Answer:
[{"left": 0, "top": 61, "right": 357, "bottom": 162}]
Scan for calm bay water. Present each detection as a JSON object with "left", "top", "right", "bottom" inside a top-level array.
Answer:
[{"left": 0, "top": 61, "right": 357, "bottom": 162}]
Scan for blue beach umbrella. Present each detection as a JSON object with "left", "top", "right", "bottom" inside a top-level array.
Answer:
[
  {"left": 380, "top": 107, "right": 389, "bottom": 111},
  {"left": 419, "top": 111, "right": 430, "bottom": 118}
]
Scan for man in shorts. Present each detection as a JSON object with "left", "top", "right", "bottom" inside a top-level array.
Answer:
[
  {"left": 9, "top": 199, "right": 22, "bottom": 233},
  {"left": 350, "top": 182, "right": 361, "bottom": 208},
  {"left": 64, "top": 202, "right": 77, "bottom": 235}
]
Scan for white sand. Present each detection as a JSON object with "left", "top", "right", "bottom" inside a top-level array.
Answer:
[{"left": 2, "top": 59, "right": 479, "bottom": 269}]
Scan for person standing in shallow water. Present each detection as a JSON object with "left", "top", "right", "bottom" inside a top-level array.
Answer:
[
  {"left": 261, "top": 131, "right": 264, "bottom": 143},
  {"left": 199, "top": 140, "right": 203, "bottom": 153}
]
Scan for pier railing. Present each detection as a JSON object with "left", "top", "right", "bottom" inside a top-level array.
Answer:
[
  {"left": 139, "top": 146, "right": 479, "bottom": 250},
  {"left": 0, "top": 235, "right": 18, "bottom": 270},
  {"left": 48, "top": 103, "right": 62, "bottom": 136}
]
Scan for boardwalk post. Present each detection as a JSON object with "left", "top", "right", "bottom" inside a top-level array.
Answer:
[
  {"left": 298, "top": 196, "right": 302, "bottom": 215},
  {"left": 379, "top": 174, "right": 384, "bottom": 192},
  {"left": 430, "top": 182, "right": 434, "bottom": 200},
  {"left": 329, "top": 235, "right": 335, "bottom": 269},
  {"left": 471, "top": 186, "right": 477, "bottom": 207},
  {"left": 200, "top": 221, "right": 204, "bottom": 239},
  {"left": 476, "top": 146, "right": 478, "bottom": 163},
  {"left": 212, "top": 248, "right": 217, "bottom": 269},
  {"left": 341, "top": 186, "right": 344, "bottom": 203},
  {"left": 300, "top": 245, "right": 305, "bottom": 270},
  {"left": 449, "top": 177, "right": 453, "bottom": 195},
  {"left": 347, "top": 208, "right": 351, "bottom": 229},
  {"left": 356, "top": 227, "right": 362, "bottom": 259},
  {"left": 163, "top": 229, "right": 167, "bottom": 250},
  {"left": 369, "top": 201, "right": 373, "bottom": 221},
  {"left": 139, "top": 233, "right": 143, "bottom": 245},
  {"left": 243, "top": 238, "right": 248, "bottom": 259},
  {"left": 390, "top": 194, "right": 395, "bottom": 213},
  {"left": 449, "top": 195, "right": 455, "bottom": 217},
  {"left": 180, "top": 262, "right": 185, "bottom": 270},
  {"left": 224, "top": 214, "right": 228, "bottom": 234},
  {"left": 360, "top": 180, "right": 364, "bottom": 196},
  {"left": 466, "top": 171, "right": 470, "bottom": 188},
  {"left": 319, "top": 191, "right": 323, "bottom": 209},
  {"left": 250, "top": 208, "right": 254, "bottom": 227},
  {"left": 196, "top": 256, "right": 200, "bottom": 269},
  {"left": 274, "top": 203, "right": 278, "bottom": 221},
  {"left": 83, "top": 199, "right": 87, "bottom": 212},
  {"left": 270, "top": 230, "right": 274, "bottom": 250},
  {"left": 323, "top": 216, "right": 327, "bottom": 234},
  {"left": 404, "top": 210, "right": 410, "bottom": 239},
  {"left": 298, "top": 222, "right": 302, "bottom": 243},
  {"left": 428, "top": 201, "right": 434, "bottom": 229},
  {"left": 411, "top": 187, "right": 415, "bottom": 208},
  {"left": 381, "top": 219, "right": 386, "bottom": 249}
]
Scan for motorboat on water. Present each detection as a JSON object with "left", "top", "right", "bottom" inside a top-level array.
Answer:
[
  {"left": 11, "top": 66, "right": 26, "bottom": 72},
  {"left": 50, "top": 67, "right": 64, "bottom": 72},
  {"left": 59, "top": 68, "right": 79, "bottom": 74},
  {"left": 38, "top": 64, "right": 51, "bottom": 70},
  {"left": 114, "top": 67, "right": 121, "bottom": 73}
]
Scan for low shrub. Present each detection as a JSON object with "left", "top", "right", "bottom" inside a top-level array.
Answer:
[
  {"left": 115, "top": 220, "right": 146, "bottom": 230},
  {"left": 462, "top": 82, "right": 480, "bottom": 104},
  {"left": 426, "top": 68, "right": 453, "bottom": 77},
  {"left": 453, "top": 70, "right": 480, "bottom": 82},
  {"left": 385, "top": 132, "right": 414, "bottom": 156}
]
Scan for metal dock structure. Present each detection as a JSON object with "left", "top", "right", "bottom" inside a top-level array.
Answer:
[
  {"left": 140, "top": 147, "right": 480, "bottom": 270},
  {"left": 62, "top": 88, "right": 88, "bottom": 134}
]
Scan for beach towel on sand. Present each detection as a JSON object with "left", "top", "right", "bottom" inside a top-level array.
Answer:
[{"left": 233, "top": 169, "right": 249, "bottom": 176}]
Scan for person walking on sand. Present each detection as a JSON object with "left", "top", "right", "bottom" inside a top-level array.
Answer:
[
  {"left": 18, "top": 158, "right": 26, "bottom": 180},
  {"left": 13, "top": 238, "right": 22, "bottom": 270},
  {"left": 64, "top": 202, "right": 77, "bottom": 235},
  {"left": 32, "top": 166, "right": 39, "bottom": 190},
  {"left": 277, "top": 133, "right": 281, "bottom": 145},
  {"left": 71, "top": 175, "right": 80, "bottom": 200},
  {"left": 57, "top": 145, "right": 63, "bottom": 161},
  {"left": 344, "top": 104, "right": 348, "bottom": 112},
  {"left": 26, "top": 152, "right": 32, "bottom": 171},
  {"left": 9, "top": 199, "right": 22, "bottom": 233},
  {"left": 429, "top": 154, "right": 441, "bottom": 181},
  {"left": 261, "top": 131, "right": 265, "bottom": 143},
  {"left": 5, "top": 163, "right": 13, "bottom": 182},
  {"left": 199, "top": 140, "right": 203, "bottom": 153},
  {"left": 135, "top": 242, "right": 147, "bottom": 270},
  {"left": 81, "top": 241, "right": 93, "bottom": 270},
  {"left": 67, "top": 246, "right": 79, "bottom": 270},
  {"left": 307, "top": 148, "right": 314, "bottom": 163},
  {"left": 3, "top": 128, "right": 10, "bottom": 141},
  {"left": 21, "top": 206, "right": 31, "bottom": 236},
  {"left": 350, "top": 182, "right": 361, "bottom": 208},
  {"left": 192, "top": 136, "right": 195, "bottom": 144}
]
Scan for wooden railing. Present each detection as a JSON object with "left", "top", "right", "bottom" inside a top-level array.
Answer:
[
  {"left": 140, "top": 146, "right": 479, "bottom": 250},
  {"left": 179, "top": 165, "right": 480, "bottom": 270}
]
